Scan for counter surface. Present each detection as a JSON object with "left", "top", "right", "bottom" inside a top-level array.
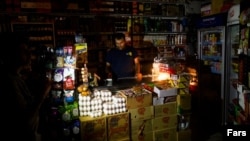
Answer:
[{"left": 96, "top": 77, "right": 153, "bottom": 93}]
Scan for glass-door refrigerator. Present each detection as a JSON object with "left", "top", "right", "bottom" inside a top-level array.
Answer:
[
  {"left": 197, "top": 13, "right": 227, "bottom": 100},
  {"left": 224, "top": 4, "right": 240, "bottom": 125}
]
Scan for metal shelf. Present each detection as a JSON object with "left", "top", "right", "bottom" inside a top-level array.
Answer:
[{"left": 104, "top": 0, "right": 186, "bottom": 5}]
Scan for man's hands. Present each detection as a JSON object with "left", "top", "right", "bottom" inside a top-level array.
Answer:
[{"left": 136, "top": 73, "right": 142, "bottom": 82}]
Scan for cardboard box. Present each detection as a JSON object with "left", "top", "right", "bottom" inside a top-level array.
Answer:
[
  {"left": 153, "top": 80, "right": 177, "bottom": 98},
  {"left": 131, "top": 131, "right": 154, "bottom": 141},
  {"left": 177, "top": 73, "right": 191, "bottom": 82},
  {"left": 80, "top": 116, "right": 107, "bottom": 141},
  {"left": 118, "top": 138, "right": 131, "bottom": 141},
  {"left": 153, "top": 128, "right": 177, "bottom": 141},
  {"left": 152, "top": 115, "right": 178, "bottom": 130},
  {"left": 129, "top": 106, "right": 154, "bottom": 121},
  {"left": 131, "top": 119, "right": 152, "bottom": 135},
  {"left": 177, "top": 129, "right": 192, "bottom": 141},
  {"left": 118, "top": 88, "right": 152, "bottom": 110},
  {"left": 154, "top": 86, "right": 177, "bottom": 98},
  {"left": 154, "top": 102, "right": 177, "bottom": 117},
  {"left": 177, "top": 94, "right": 191, "bottom": 114},
  {"left": 176, "top": 81, "right": 190, "bottom": 89},
  {"left": 106, "top": 112, "right": 130, "bottom": 141},
  {"left": 164, "top": 96, "right": 177, "bottom": 103},
  {"left": 153, "top": 96, "right": 164, "bottom": 105},
  {"left": 153, "top": 93, "right": 177, "bottom": 105},
  {"left": 177, "top": 88, "right": 189, "bottom": 95}
]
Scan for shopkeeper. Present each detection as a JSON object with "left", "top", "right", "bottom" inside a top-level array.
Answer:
[{"left": 106, "top": 33, "right": 142, "bottom": 82}]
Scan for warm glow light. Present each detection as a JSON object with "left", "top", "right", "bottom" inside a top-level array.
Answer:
[
  {"left": 190, "top": 81, "right": 197, "bottom": 86},
  {"left": 157, "top": 72, "right": 170, "bottom": 81}
]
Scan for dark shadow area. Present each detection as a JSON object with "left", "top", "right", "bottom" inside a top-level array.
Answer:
[{"left": 190, "top": 60, "right": 222, "bottom": 141}]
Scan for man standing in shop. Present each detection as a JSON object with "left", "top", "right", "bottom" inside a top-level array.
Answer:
[
  {"left": 0, "top": 32, "right": 51, "bottom": 141},
  {"left": 106, "top": 33, "right": 142, "bottom": 82}
]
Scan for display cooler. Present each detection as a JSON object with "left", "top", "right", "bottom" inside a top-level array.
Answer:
[
  {"left": 196, "top": 13, "right": 227, "bottom": 99},
  {"left": 224, "top": 4, "right": 241, "bottom": 125}
]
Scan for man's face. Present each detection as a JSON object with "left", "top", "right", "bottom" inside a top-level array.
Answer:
[{"left": 115, "top": 38, "right": 126, "bottom": 50}]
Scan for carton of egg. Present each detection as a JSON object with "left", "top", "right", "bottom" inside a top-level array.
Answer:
[
  {"left": 100, "top": 89, "right": 112, "bottom": 102},
  {"left": 78, "top": 89, "right": 127, "bottom": 117},
  {"left": 103, "top": 95, "right": 126, "bottom": 115},
  {"left": 78, "top": 95, "right": 92, "bottom": 116}
]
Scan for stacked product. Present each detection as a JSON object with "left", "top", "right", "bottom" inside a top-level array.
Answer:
[
  {"left": 143, "top": 61, "right": 192, "bottom": 141},
  {"left": 151, "top": 79, "right": 178, "bottom": 141},
  {"left": 78, "top": 89, "right": 127, "bottom": 117},
  {"left": 117, "top": 86, "right": 154, "bottom": 141},
  {"left": 48, "top": 34, "right": 89, "bottom": 141},
  {"left": 78, "top": 88, "right": 129, "bottom": 141},
  {"left": 175, "top": 73, "right": 192, "bottom": 141},
  {"left": 59, "top": 45, "right": 80, "bottom": 140}
]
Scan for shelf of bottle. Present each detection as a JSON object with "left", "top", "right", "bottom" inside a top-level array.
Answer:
[
  {"left": 11, "top": 22, "right": 54, "bottom": 25},
  {"left": 80, "top": 32, "right": 115, "bottom": 35},
  {"left": 201, "top": 41, "right": 223, "bottom": 45},
  {"left": 202, "top": 55, "right": 221, "bottom": 61},
  {"left": 28, "top": 40, "right": 54, "bottom": 43},
  {"left": 132, "top": 32, "right": 187, "bottom": 35},
  {"left": 155, "top": 44, "right": 187, "bottom": 47},
  {"left": 231, "top": 41, "right": 239, "bottom": 45},
  {"left": 231, "top": 55, "right": 239, "bottom": 59},
  {"left": 105, "top": 0, "right": 186, "bottom": 5},
  {"left": 2, "top": 11, "right": 186, "bottom": 19},
  {"left": 131, "top": 15, "right": 185, "bottom": 19},
  {"left": 61, "top": 32, "right": 187, "bottom": 36}
]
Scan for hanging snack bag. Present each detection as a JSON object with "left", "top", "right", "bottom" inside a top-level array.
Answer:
[
  {"left": 53, "top": 68, "right": 64, "bottom": 89},
  {"left": 63, "top": 68, "right": 75, "bottom": 90}
]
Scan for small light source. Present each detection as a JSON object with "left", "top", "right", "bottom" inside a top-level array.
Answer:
[{"left": 157, "top": 72, "right": 170, "bottom": 81}]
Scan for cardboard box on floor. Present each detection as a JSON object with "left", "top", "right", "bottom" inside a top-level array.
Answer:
[
  {"left": 153, "top": 127, "right": 177, "bottom": 141},
  {"left": 106, "top": 112, "right": 130, "bottom": 141},
  {"left": 79, "top": 116, "right": 107, "bottom": 141},
  {"left": 131, "top": 118, "right": 153, "bottom": 135},
  {"left": 131, "top": 132, "right": 154, "bottom": 141},
  {"left": 177, "top": 129, "right": 192, "bottom": 141},
  {"left": 152, "top": 114, "right": 178, "bottom": 130}
]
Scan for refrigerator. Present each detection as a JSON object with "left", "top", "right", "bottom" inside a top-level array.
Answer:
[
  {"left": 197, "top": 13, "right": 227, "bottom": 100},
  {"left": 224, "top": 4, "right": 240, "bottom": 125}
]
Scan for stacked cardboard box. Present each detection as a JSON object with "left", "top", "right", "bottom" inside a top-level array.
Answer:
[
  {"left": 152, "top": 102, "right": 178, "bottom": 141},
  {"left": 130, "top": 106, "right": 155, "bottom": 141},
  {"left": 106, "top": 112, "right": 130, "bottom": 141},
  {"left": 118, "top": 88, "right": 154, "bottom": 141},
  {"left": 79, "top": 74, "right": 193, "bottom": 141},
  {"left": 79, "top": 112, "right": 130, "bottom": 141},
  {"left": 150, "top": 80, "right": 178, "bottom": 141},
  {"left": 80, "top": 116, "right": 107, "bottom": 141},
  {"left": 175, "top": 73, "right": 192, "bottom": 141}
]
